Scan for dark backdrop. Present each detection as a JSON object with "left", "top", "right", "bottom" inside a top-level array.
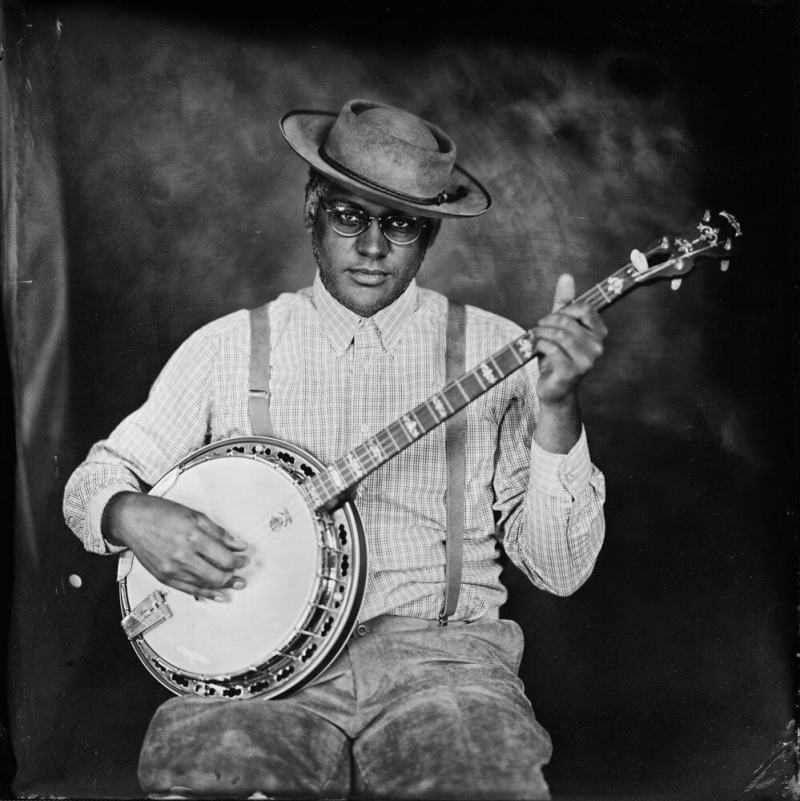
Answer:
[{"left": 2, "top": 1, "right": 797, "bottom": 799}]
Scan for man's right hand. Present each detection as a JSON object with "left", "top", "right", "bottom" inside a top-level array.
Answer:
[{"left": 102, "top": 492, "right": 249, "bottom": 602}]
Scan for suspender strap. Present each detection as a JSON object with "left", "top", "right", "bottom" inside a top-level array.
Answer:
[
  {"left": 439, "top": 300, "right": 466, "bottom": 625},
  {"left": 248, "top": 303, "right": 273, "bottom": 437}
]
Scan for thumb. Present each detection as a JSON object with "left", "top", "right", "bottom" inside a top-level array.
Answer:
[{"left": 552, "top": 273, "right": 575, "bottom": 312}]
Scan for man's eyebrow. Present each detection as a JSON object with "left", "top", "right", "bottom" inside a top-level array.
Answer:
[
  {"left": 326, "top": 196, "right": 414, "bottom": 218},
  {"left": 325, "top": 196, "right": 362, "bottom": 207}
]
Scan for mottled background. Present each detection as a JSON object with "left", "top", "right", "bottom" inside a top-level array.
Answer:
[{"left": 1, "top": 1, "right": 797, "bottom": 799}]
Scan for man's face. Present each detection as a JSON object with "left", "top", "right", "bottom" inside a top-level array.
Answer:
[{"left": 311, "top": 186, "right": 432, "bottom": 317}]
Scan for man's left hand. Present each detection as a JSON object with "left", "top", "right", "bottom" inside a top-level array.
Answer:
[{"left": 533, "top": 273, "right": 607, "bottom": 407}]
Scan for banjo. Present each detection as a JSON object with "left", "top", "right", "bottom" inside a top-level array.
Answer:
[{"left": 118, "top": 211, "right": 741, "bottom": 700}]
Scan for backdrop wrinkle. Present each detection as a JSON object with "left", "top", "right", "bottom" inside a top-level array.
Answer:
[{"left": 2, "top": 5, "right": 75, "bottom": 793}]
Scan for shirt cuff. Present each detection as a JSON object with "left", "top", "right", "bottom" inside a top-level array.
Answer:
[
  {"left": 85, "top": 485, "right": 138, "bottom": 555},
  {"left": 529, "top": 426, "right": 593, "bottom": 499}
]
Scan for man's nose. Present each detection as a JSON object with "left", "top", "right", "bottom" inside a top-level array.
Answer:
[{"left": 356, "top": 218, "right": 390, "bottom": 258}]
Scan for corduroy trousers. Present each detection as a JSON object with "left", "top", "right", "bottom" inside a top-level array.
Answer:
[{"left": 139, "top": 617, "right": 552, "bottom": 800}]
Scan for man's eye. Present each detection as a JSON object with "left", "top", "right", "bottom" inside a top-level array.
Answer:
[
  {"left": 335, "top": 208, "right": 362, "bottom": 225},
  {"left": 387, "top": 217, "right": 414, "bottom": 230}
]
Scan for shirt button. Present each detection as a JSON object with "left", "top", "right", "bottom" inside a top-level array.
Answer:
[{"left": 360, "top": 424, "right": 369, "bottom": 435}]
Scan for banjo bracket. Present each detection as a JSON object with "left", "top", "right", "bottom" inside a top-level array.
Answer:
[{"left": 122, "top": 589, "right": 173, "bottom": 639}]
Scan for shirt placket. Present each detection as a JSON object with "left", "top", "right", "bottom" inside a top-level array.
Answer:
[{"left": 350, "top": 318, "right": 384, "bottom": 500}]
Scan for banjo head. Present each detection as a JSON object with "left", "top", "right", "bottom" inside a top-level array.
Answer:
[{"left": 118, "top": 436, "right": 366, "bottom": 700}]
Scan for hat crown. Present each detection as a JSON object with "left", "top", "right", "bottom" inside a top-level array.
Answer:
[
  {"left": 359, "top": 106, "right": 440, "bottom": 152},
  {"left": 322, "top": 99, "right": 456, "bottom": 201}
]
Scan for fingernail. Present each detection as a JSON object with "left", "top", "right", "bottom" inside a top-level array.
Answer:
[
  {"left": 231, "top": 578, "right": 246, "bottom": 590},
  {"left": 214, "top": 594, "right": 229, "bottom": 603}
]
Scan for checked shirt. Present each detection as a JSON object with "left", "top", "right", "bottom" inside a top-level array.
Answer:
[{"left": 64, "top": 274, "right": 606, "bottom": 621}]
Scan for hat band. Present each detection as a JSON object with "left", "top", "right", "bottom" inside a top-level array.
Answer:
[{"left": 318, "top": 145, "right": 469, "bottom": 207}]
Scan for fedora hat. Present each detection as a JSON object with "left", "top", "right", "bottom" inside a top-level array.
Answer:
[{"left": 280, "top": 98, "right": 491, "bottom": 218}]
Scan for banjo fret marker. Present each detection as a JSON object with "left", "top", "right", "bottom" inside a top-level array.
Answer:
[
  {"left": 478, "top": 361, "right": 497, "bottom": 385},
  {"left": 401, "top": 414, "right": 421, "bottom": 438},
  {"left": 516, "top": 336, "right": 534, "bottom": 360},
  {"left": 367, "top": 439, "right": 384, "bottom": 464},
  {"left": 328, "top": 467, "right": 345, "bottom": 491},
  {"left": 432, "top": 395, "right": 448, "bottom": 419},
  {"left": 344, "top": 452, "right": 362, "bottom": 480}
]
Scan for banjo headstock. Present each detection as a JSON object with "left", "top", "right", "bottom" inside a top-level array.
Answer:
[{"left": 628, "top": 209, "right": 743, "bottom": 292}]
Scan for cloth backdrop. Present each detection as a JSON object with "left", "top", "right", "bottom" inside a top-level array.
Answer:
[{"left": 1, "top": 2, "right": 796, "bottom": 798}]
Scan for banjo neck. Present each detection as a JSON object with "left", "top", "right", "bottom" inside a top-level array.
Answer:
[
  {"left": 303, "top": 210, "right": 740, "bottom": 511},
  {"left": 304, "top": 284, "right": 599, "bottom": 511}
]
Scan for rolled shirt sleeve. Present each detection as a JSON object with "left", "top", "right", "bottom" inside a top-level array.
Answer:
[
  {"left": 493, "top": 367, "right": 606, "bottom": 597},
  {"left": 62, "top": 326, "right": 217, "bottom": 554}
]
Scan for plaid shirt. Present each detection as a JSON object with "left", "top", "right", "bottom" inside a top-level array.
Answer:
[{"left": 64, "top": 275, "right": 605, "bottom": 621}]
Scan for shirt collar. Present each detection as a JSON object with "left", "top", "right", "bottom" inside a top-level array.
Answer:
[{"left": 312, "top": 273, "right": 419, "bottom": 356}]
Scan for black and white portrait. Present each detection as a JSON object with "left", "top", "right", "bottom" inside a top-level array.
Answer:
[{"left": 1, "top": 1, "right": 796, "bottom": 799}]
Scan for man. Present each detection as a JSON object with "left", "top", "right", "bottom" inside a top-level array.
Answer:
[{"left": 64, "top": 98, "right": 607, "bottom": 799}]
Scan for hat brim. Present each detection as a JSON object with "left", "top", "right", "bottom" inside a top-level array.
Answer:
[{"left": 280, "top": 109, "right": 492, "bottom": 219}]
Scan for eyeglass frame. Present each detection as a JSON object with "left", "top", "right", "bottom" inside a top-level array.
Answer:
[{"left": 319, "top": 199, "right": 429, "bottom": 246}]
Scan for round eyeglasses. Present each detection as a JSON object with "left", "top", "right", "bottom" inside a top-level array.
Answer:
[{"left": 320, "top": 200, "right": 426, "bottom": 246}]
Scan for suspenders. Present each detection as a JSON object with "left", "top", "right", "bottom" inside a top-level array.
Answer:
[
  {"left": 440, "top": 302, "right": 466, "bottom": 625},
  {"left": 248, "top": 303, "right": 272, "bottom": 436},
  {"left": 248, "top": 300, "right": 467, "bottom": 625}
]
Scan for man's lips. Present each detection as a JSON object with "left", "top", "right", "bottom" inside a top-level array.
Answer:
[{"left": 347, "top": 268, "right": 391, "bottom": 286}]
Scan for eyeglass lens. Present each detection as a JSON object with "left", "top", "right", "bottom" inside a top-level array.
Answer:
[{"left": 324, "top": 202, "right": 423, "bottom": 245}]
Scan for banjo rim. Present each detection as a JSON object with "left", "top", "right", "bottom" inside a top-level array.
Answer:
[{"left": 118, "top": 435, "right": 367, "bottom": 700}]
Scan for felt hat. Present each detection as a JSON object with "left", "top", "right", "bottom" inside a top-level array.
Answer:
[{"left": 280, "top": 98, "right": 492, "bottom": 218}]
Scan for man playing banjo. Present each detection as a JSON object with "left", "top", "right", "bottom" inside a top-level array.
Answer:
[{"left": 64, "top": 99, "right": 607, "bottom": 800}]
